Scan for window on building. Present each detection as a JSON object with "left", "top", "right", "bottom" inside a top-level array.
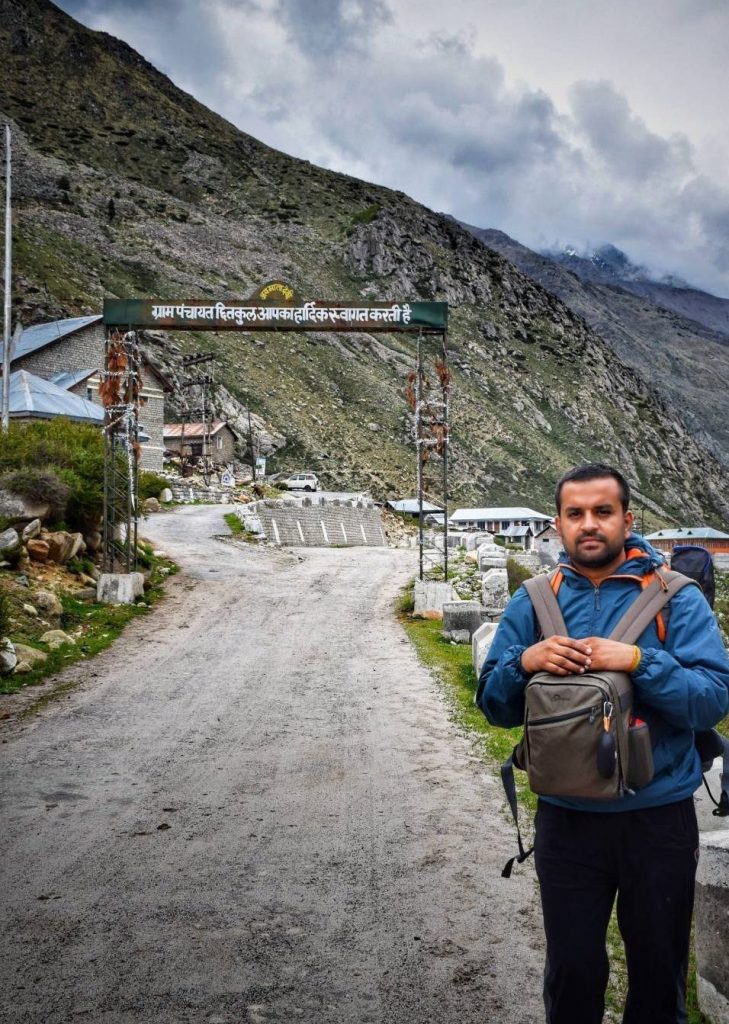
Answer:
[
  {"left": 216, "top": 435, "right": 223, "bottom": 450},
  {"left": 87, "top": 387, "right": 93, "bottom": 401}
]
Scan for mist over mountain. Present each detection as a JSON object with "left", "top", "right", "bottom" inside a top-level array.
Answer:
[
  {"left": 547, "top": 243, "right": 729, "bottom": 339},
  {"left": 463, "top": 225, "right": 729, "bottom": 470},
  {"left": 2, "top": 0, "right": 728, "bottom": 525}
]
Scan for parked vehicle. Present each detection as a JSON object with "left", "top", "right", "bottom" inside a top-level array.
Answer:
[{"left": 284, "top": 472, "right": 319, "bottom": 492}]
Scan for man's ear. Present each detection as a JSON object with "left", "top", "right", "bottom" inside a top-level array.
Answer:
[
  {"left": 555, "top": 515, "right": 563, "bottom": 539},
  {"left": 624, "top": 510, "right": 634, "bottom": 536}
]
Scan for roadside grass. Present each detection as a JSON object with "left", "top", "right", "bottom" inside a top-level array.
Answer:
[
  {"left": 396, "top": 582, "right": 712, "bottom": 1024},
  {"left": 223, "top": 512, "right": 259, "bottom": 543},
  {"left": 0, "top": 551, "right": 178, "bottom": 698}
]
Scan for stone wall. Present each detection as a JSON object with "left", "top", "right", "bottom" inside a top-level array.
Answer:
[{"left": 244, "top": 497, "right": 386, "bottom": 548}]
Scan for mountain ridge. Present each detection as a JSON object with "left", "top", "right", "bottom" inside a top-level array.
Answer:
[{"left": 2, "top": 0, "right": 729, "bottom": 525}]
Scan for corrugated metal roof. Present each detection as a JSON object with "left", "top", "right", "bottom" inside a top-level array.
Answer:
[
  {"left": 646, "top": 527, "right": 729, "bottom": 540},
  {"left": 387, "top": 499, "right": 443, "bottom": 514},
  {"left": 163, "top": 421, "right": 227, "bottom": 439},
  {"left": 50, "top": 369, "right": 97, "bottom": 390},
  {"left": 499, "top": 525, "right": 532, "bottom": 537},
  {"left": 450, "top": 506, "right": 551, "bottom": 521},
  {"left": 8, "top": 370, "right": 104, "bottom": 423},
  {"left": 1, "top": 315, "right": 102, "bottom": 363}
]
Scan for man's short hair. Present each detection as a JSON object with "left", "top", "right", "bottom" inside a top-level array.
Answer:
[{"left": 555, "top": 464, "right": 631, "bottom": 512}]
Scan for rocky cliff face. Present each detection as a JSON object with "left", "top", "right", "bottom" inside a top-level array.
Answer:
[
  {"left": 2, "top": 0, "right": 729, "bottom": 524},
  {"left": 464, "top": 225, "right": 729, "bottom": 468}
]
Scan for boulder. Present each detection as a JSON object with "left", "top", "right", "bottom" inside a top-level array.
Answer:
[
  {"left": 472, "top": 621, "right": 501, "bottom": 676},
  {"left": 143, "top": 497, "right": 161, "bottom": 514},
  {"left": 159, "top": 488, "right": 173, "bottom": 503},
  {"left": 481, "top": 567, "right": 509, "bottom": 611},
  {"left": 22, "top": 519, "right": 42, "bottom": 542},
  {"left": 40, "top": 629, "right": 76, "bottom": 650},
  {"left": 83, "top": 530, "right": 102, "bottom": 553},
  {"left": 46, "top": 531, "right": 84, "bottom": 565},
  {"left": 13, "top": 643, "right": 48, "bottom": 666},
  {"left": 96, "top": 572, "right": 145, "bottom": 605},
  {"left": 26, "top": 539, "right": 50, "bottom": 563},
  {"left": 0, "top": 527, "right": 21, "bottom": 555},
  {"left": 22, "top": 603, "right": 39, "bottom": 617},
  {"left": 0, "top": 638, "right": 17, "bottom": 676},
  {"left": 0, "top": 488, "right": 50, "bottom": 525},
  {"left": 33, "top": 590, "right": 62, "bottom": 617}
]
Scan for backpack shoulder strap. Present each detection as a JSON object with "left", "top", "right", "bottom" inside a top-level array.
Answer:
[
  {"left": 523, "top": 571, "right": 568, "bottom": 638},
  {"left": 609, "top": 569, "right": 698, "bottom": 645}
]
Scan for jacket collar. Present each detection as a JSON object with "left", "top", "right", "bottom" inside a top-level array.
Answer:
[{"left": 557, "top": 532, "right": 665, "bottom": 581}]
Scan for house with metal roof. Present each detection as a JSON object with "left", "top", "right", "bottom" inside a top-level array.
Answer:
[
  {"left": 163, "top": 421, "right": 238, "bottom": 467},
  {"left": 645, "top": 527, "right": 729, "bottom": 556},
  {"left": 448, "top": 506, "right": 553, "bottom": 549},
  {"left": 8, "top": 369, "right": 104, "bottom": 424},
  {"left": 386, "top": 499, "right": 444, "bottom": 518},
  {"left": 1, "top": 316, "right": 170, "bottom": 470}
]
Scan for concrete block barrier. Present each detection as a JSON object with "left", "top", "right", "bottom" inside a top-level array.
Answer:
[
  {"left": 413, "top": 580, "right": 458, "bottom": 618},
  {"left": 696, "top": 831, "right": 729, "bottom": 1023},
  {"left": 472, "top": 620, "right": 500, "bottom": 677},
  {"left": 442, "top": 600, "right": 489, "bottom": 642}
]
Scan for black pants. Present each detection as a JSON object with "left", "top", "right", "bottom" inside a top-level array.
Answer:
[{"left": 534, "top": 798, "right": 699, "bottom": 1024}]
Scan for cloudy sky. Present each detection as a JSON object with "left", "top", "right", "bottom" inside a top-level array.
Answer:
[{"left": 57, "top": 0, "right": 729, "bottom": 297}]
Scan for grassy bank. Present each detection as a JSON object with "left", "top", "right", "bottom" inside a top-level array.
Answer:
[{"left": 0, "top": 547, "right": 178, "bottom": 698}]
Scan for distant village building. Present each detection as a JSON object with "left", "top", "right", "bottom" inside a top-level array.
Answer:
[
  {"left": 163, "top": 421, "right": 238, "bottom": 467},
  {"left": 386, "top": 499, "right": 444, "bottom": 519},
  {"left": 645, "top": 527, "right": 729, "bottom": 556},
  {"left": 448, "top": 506, "right": 552, "bottom": 550},
  {"left": 0, "top": 315, "right": 171, "bottom": 470}
]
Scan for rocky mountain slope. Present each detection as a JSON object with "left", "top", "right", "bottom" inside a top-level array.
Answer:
[
  {"left": 2, "top": 0, "right": 729, "bottom": 524},
  {"left": 549, "top": 244, "right": 729, "bottom": 338},
  {"left": 464, "top": 227, "right": 729, "bottom": 467}
]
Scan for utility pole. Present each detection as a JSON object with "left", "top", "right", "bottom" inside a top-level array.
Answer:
[{"left": 2, "top": 124, "right": 12, "bottom": 432}]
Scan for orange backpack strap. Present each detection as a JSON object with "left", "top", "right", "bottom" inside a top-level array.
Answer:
[
  {"left": 641, "top": 569, "right": 667, "bottom": 642},
  {"left": 550, "top": 569, "right": 564, "bottom": 595}
]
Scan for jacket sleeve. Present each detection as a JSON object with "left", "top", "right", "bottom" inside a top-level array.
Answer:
[
  {"left": 632, "top": 585, "right": 729, "bottom": 730},
  {"left": 476, "top": 586, "right": 537, "bottom": 728}
]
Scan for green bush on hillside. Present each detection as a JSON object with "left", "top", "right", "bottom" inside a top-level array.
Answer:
[
  {"left": 0, "top": 419, "right": 104, "bottom": 532},
  {"left": 138, "top": 471, "right": 168, "bottom": 501}
]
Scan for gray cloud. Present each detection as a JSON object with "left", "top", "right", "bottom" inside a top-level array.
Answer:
[{"left": 53, "top": 0, "right": 729, "bottom": 297}]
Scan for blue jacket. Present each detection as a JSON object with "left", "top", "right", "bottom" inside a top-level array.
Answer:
[{"left": 477, "top": 534, "right": 729, "bottom": 811}]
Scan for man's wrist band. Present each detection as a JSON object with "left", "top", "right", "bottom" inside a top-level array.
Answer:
[{"left": 629, "top": 645, "right": 642, "bottom": 673}]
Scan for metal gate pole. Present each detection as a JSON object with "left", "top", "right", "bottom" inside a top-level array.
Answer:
[
  {"left": 416, "top": 329, "right": 424, "bottom": 581},
  {"left": 442, "top": 329, "right": 449, "bottom": 580}
]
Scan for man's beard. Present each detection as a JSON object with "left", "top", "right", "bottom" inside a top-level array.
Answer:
[{"left": 567, "top": 533, "right": 625, "bottom": 569}]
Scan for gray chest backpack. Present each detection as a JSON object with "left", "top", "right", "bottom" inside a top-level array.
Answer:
[{"left": 500, "top": 568, "right": 729, "bottom": 878}]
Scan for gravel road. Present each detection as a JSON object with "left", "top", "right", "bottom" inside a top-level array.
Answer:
[{"left": 1, "top": 505, "right": 543, "bottom": 1024}]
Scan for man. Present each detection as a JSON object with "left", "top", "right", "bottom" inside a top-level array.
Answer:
[{"left": 477, "top": 464, "right": 729, "bottom": 1024}]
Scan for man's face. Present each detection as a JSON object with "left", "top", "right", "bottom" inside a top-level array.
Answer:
[{"left": 555, "top": 477, "right": 634, "bottom": 571}]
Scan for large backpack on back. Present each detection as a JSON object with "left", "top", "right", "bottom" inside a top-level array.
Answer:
[{"left": 670, "top": 544, "right": 715, "bottom": 609}]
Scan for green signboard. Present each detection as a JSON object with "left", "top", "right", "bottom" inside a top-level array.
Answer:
[{"left": 103, "top": 289, "right": 447, "bottom": 334}]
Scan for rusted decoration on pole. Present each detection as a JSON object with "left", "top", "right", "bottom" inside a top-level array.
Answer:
[{"left": 101, "top": 329, "right": 142, "bottom": 573}]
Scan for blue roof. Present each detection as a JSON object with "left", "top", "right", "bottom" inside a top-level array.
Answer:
[
  {"left": 646, "top": 527, "right": 729, "bottom": 540},
  {"left": 8, "top": 370, "right": 104, "bottom": 424},
  {"left": 0, "top": 315, "right": 102, "bottom": 363},
  {"left": 50, "top": 368, "right": 97, "bottom": 390}
]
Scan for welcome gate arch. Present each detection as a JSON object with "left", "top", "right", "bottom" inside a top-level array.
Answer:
[{"left": 101, "top": 283, "right": 449, "bottom": 579}]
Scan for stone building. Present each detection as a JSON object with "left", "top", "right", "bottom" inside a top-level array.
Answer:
[
  {"left": 0, "top": 315, "right": 170, "bottom": 470},
  {"left": 449, "top": 506, "right": 553, "bottom": 550},
  {"left": 163, "top": 421, "right": 238, "bottom": 467}
]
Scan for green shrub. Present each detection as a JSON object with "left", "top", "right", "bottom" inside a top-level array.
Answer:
[
  {"left": 0, "top": 588, "right": 11, "bottom": 636},
  {"left": 138, "top": 471, "right": 168, "bottom": 501},
  {"left": 0, "top": 420, "right": 104, "bottom": 532},
  {"left": 0, "top": 468, "right": 70, "bottom": 521},
  {"left": 507, "top": 557, "right": 534, "bottom": 595}
]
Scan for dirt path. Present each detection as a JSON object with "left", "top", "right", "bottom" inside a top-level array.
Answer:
[{"left": 0, "top": 505, "right": 543, "bottom": 1024}]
